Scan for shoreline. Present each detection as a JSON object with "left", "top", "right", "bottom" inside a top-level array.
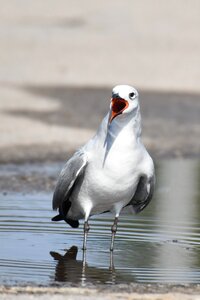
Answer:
[{"left": 1, "top": 285, "right": 200, "bottom": 299}]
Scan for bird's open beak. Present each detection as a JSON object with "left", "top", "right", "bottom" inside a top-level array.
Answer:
[{"left": 109, "top": 97, "right": 129, "bottom": 123}]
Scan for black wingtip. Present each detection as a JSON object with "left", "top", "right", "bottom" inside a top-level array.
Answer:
[
  {"left": 52, "top": 214, "right": 79, "bottom": 228},
  {"left": 52, "top": 214, "right": 63, "bottom": 222},
  {"left": 65, "top": 219, "right": 79, "bottom": 228}
]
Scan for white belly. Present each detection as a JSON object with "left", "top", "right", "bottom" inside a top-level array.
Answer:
[{"left": 68, "top": 149, "right": 142, "bottom": 219}]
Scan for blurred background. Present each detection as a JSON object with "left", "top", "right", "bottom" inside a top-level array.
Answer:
[{"left": 0, "top": 0, "right": 199, "bottom": 162}]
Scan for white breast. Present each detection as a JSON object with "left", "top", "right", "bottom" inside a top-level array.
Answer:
[{"left": 72, "top": 132, "right": 145, "bottom": 218}]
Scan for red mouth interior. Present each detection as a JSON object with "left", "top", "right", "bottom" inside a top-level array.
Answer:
[{"left": 112, "top": 98, "right": 127, "bottom": 113}]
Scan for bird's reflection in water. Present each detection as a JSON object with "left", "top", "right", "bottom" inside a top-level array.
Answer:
[{"left": 50, "top": 246, "right": 117, "bottom": 285}]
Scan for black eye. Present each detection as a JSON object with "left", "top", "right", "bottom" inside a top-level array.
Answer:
[{"left": 129, "top": 92, "right": 136, "bottom": 100}]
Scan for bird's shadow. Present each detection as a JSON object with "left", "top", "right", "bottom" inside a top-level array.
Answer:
[{"left": 50, "top": 246, "right": 117, "bottom": 284}]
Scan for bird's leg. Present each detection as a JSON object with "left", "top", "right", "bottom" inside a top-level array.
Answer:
[
  {"left": 82, "top": 248, "right": 87, "bottom": 269},
  {"left": 110, "top": 216, "right": 118, "bottom": 252},
  {"left": 109, "top": 250, "right": 115, "bottom": 270},
  {"left": 109, "top": 251, "right": 117, "bottom": 284},
  {"left": 82, "top": 220, "right": 90, "bottom": 251}
]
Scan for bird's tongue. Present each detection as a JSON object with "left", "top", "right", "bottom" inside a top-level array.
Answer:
[{"left": 110, "top": 98, "right": 128, "bottom": 122}]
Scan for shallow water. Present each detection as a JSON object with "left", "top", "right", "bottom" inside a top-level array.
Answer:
[{"left": 0, "top": 159, "right": 200, "bottom": 286}]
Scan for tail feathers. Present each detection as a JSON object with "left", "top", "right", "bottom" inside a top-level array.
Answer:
[{"left": 52, "top": 214, "right": 79, "bottom": 228}]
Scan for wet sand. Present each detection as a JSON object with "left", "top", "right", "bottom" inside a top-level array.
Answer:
[
  {"left": 0, "top": 86, "right": 200, "bottom": 164},
  {"left": 1, "top": 286, "right": 200, "bottom": 300}
]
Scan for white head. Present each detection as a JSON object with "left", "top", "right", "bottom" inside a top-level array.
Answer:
[{"left": 109, "top": 85, "right": 139, "bottom": 123}]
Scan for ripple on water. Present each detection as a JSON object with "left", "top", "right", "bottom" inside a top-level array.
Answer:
[{"left": 0, "top": 159, "right": 200, "bottom": 285}]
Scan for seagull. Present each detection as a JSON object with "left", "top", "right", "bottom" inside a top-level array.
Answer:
[{"left": 52, "top": 85, "right": 155, "bottom": 251}]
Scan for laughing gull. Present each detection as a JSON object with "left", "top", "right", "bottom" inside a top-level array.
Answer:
[{"left": 52, "top": 85, "right": 155, "bottom": 251}]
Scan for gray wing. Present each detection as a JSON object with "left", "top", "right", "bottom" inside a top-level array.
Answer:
[
  {"left": 52, "top": 150, "right": 88, "bottom": 210},
  {"left": 128, "top": 174, "right": 155, "bottom": 213}
]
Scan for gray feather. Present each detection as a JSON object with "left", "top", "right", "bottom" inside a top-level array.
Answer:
[
  {"left": 128, "top": 174, "right": 155, "bottom": 213},
  {"left": 52, "top": 150, "right": 87, "bottom": 210}
]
